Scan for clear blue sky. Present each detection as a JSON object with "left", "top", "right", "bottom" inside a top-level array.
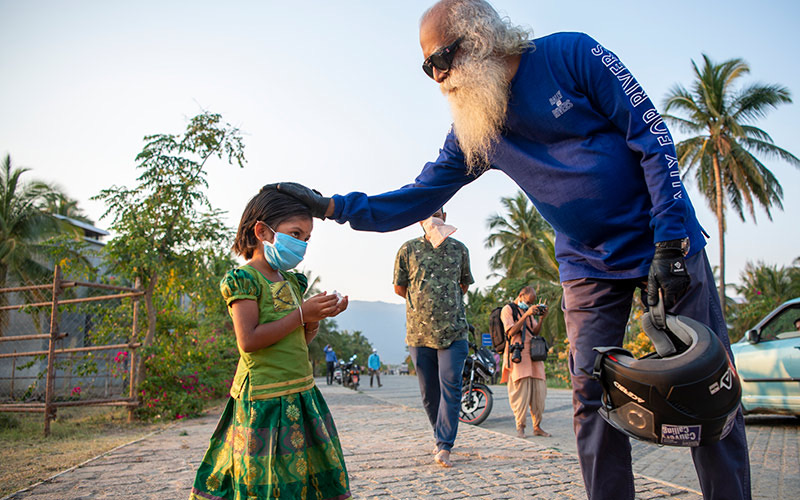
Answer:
[{"left": 2, "top": 0, "right": 798, "bottom": 304}]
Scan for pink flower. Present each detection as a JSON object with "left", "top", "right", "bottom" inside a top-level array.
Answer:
[{"left": 71, "top": 386, "right": 81, "bottom": 396}]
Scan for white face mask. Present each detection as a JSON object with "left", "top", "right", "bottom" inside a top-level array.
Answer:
[{"left": 421, "top": 216, "right": 457, "bottom": 248}]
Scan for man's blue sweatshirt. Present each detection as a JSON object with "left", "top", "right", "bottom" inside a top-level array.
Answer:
[{"left": 331, "top": 32, "right": 706, "bottom": 282}]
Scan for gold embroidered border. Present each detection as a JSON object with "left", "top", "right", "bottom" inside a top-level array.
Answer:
[
  {"left": 250, "top": 379, "right": 316, "bottom": 400},
  {"left": 250, "top": 374, "right": 314, "bottom": 391}
]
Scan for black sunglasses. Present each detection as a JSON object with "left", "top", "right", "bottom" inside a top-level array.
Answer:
[{"left": 422, "top": 38, "right": 462, "bottom": 79}]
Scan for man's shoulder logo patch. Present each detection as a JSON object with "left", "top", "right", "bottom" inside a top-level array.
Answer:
[{"left": 550, "top": 90, "right": 573, "bottom": 118}]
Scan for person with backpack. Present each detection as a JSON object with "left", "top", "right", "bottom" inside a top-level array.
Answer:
[{"left": 500, "top": 286, "right": 551, "bottom": 438}]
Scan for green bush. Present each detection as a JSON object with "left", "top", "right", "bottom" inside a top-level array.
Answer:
[{"left": 136, "top": 325, "right": 238, "bottom": 421}]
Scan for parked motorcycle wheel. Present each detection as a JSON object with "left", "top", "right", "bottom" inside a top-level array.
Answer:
[
  {"left": 351, "top": 374, "right": 359, "bottom": 390},
  {"left": 459, "top": 383, "right": 493, "bottom": 425}
]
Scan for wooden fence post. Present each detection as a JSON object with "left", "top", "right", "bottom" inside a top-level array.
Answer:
[
  {"left": 128, "top": 277, "right": 141, "bottom": 423},
  {"left": 43, "top": 265, "right": 62, "bottom": 437},
  {"left": 10, "top": 351, "right": 16, "bottom": 398}
]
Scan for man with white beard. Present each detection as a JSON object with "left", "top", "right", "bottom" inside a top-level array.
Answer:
[{"left": 273, "top": 1, "right": 751, "bottom": 498}]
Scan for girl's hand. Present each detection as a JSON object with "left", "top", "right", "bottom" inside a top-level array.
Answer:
[
  {"left": 328, "top": 295, "right": 349, "bottom": 317},
  {"left": 301, "top": 292, "right": 342, "bottom": 323}
]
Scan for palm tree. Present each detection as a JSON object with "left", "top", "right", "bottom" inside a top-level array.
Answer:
[
  {"left": 0, "top": 154, "right": 63, "bottom": 335},
  {"left": 43, "top": 191, "right": 94, "bottom": 225},
  {"left": 485, "top": 192, "right": 565, "bottom": 344},
  {"left": 485, "top": 192, "right": 554, "bottom": 278},
  {"left": 298, "top": 268, "right": 323, "bottom": 298},
  {"left": 662, "top": 54, "right": 800, "bottom": 315}
]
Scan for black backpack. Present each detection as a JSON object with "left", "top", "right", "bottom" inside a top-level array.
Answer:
[{"left": 489, "top": 302, "right": 520, "bottom": 354}]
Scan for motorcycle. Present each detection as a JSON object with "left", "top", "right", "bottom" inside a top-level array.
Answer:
[
  {"left": 333, "top": 360, "right": 344, "bottom": 385},
  {"left": 342, "top": 354, "right": 360, "bottom": 390},
  {"left": 459, "top": 338, "right": 497, "bottom": 425}
]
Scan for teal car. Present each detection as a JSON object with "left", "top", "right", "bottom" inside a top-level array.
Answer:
[{"left": 730, "top": 298, "right": 800, "bottom": 416}]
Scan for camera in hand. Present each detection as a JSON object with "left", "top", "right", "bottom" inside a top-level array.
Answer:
[
  {"left": 509, "top": 341, "right": 524, "bottom": 363},
  {"left": 534, "top": 304, "right": 548, "bottom": 315}
]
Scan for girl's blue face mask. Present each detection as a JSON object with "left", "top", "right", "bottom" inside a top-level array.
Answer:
[{"left": 261, "top": 222, "right": 307, "bottom": 271}]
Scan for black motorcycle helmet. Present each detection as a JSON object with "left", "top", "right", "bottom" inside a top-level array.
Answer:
[{"left": 591, "top": 296, "right": 741, "bottom": 447}]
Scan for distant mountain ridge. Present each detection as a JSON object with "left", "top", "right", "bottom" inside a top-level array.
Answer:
[{"left": 332, "top": 300, "right": 407, "bottom": 364}]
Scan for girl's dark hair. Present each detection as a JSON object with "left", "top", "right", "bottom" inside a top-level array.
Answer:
[{"left": 232, "top": 185, "right": 312, "bottom": 259}]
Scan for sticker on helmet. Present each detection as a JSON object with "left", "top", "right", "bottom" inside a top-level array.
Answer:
[{"left": 661, "top": 424, "right": 702, "bottom": 446}]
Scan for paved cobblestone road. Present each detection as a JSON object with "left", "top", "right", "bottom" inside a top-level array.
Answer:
[
  {"left": 4, "top": 376, "right": 797, "bottom": 499},
  {"left": 366, "top": 375, "right": 799, "bottom": 500}
]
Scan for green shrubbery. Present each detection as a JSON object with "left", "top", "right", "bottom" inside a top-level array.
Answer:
[{"left": 136, "top": 320, "right": 238, "bottom": 421}]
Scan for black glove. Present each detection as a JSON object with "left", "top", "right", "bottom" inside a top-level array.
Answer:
[
  {"left": 270, "top": 182, "right": 331, "bottom": 219},
  {"left": 647, "top": 240, "right": 690, "bottom": 309}
]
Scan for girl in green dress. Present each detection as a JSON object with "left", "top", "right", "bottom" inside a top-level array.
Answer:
[{"left": 189, "top": 186, "right": 351, "bottom": 500}]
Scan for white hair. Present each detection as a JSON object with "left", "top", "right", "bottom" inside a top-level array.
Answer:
[{"left": 423, "top": 0, "right": 532, "bottom": 59}]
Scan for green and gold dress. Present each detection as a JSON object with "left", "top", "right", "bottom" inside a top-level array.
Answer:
[{"left": 189, "top": 265, "right": 350, "bottom": 500}]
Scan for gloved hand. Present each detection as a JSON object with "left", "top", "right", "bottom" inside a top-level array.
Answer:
[
  {"left": 647, "top": 241, "right": 690, "bottom": 309},
  {"left": 268, "top": 182, "right": 331, "bottom": 219}
]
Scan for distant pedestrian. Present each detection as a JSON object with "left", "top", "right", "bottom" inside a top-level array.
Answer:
[
  {"left": 368, "top": 349, "right": 383, "bottom": 387},
  {"left": 324, "top": 344, "right": 338, "bottom": 385},
  {"left": 501, "top": 286, "right": 550, "bottom": 438},
  {"left": 393, "top": 206, "right": 473, "bottom": 467},
  {"left": 188, "top": 186, "right": 351, "bottom": 500}
]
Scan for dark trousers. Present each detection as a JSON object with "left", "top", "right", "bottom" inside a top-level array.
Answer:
[
  {"left": 408, "top": 340, "right": 468, "bottom": 452},
  {"left": 369, "top": 368, "right": 381, "bottom": 387},
  {"left": 562, "top": 251, "right": 751, "bottom": 500},
  {"left": 326, "top": 361, "right": 335, "bottom": 385}
]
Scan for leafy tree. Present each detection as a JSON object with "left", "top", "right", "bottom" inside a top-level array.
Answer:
[
  {"left": 464, "top": 287, "right": 499, "bottom": 342},
  {"left": 485, "top": 192, "right": 565, "bottom": 345},
  {"left": 308, "top": 320, "right": 374, "bottom": 376},
  {"left": 729, "top": 260, "right": 800, "bottom": 340},
  {"left": 0, "top": 154, "right": 67, "bottom": 335},
  {"left": 663, "top": 55, "right": 800, "bottom": 315},
  {"left": 93, "top": 111, "right": 246, "bottom": 386}
]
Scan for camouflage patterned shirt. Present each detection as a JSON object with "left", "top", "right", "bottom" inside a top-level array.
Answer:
[{"left": 393, "top": 236, "right": 474, "bottom": 349}]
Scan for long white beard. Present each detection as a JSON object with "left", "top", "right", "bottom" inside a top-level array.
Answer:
[{"left": 441, "top": 55, "right": 510, "bottom": 174}]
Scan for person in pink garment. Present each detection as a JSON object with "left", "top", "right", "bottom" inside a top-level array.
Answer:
[{"left": 500, "top": 286, "right": 551, "bottom": 438}]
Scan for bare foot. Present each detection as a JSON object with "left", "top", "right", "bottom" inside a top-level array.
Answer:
[
  {"left": 516, "top": 427, "right": 526, "bottom": 438},
  {"left": 434, "top": 449, "right": 452, "bottom": 467},
  {"left": 533, "top": 427, "right": 551, "bottom": 437}
]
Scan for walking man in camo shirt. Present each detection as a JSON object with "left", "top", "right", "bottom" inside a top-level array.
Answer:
[{"left": 393, "top": 206, "right": 473, "bottom": 468}]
